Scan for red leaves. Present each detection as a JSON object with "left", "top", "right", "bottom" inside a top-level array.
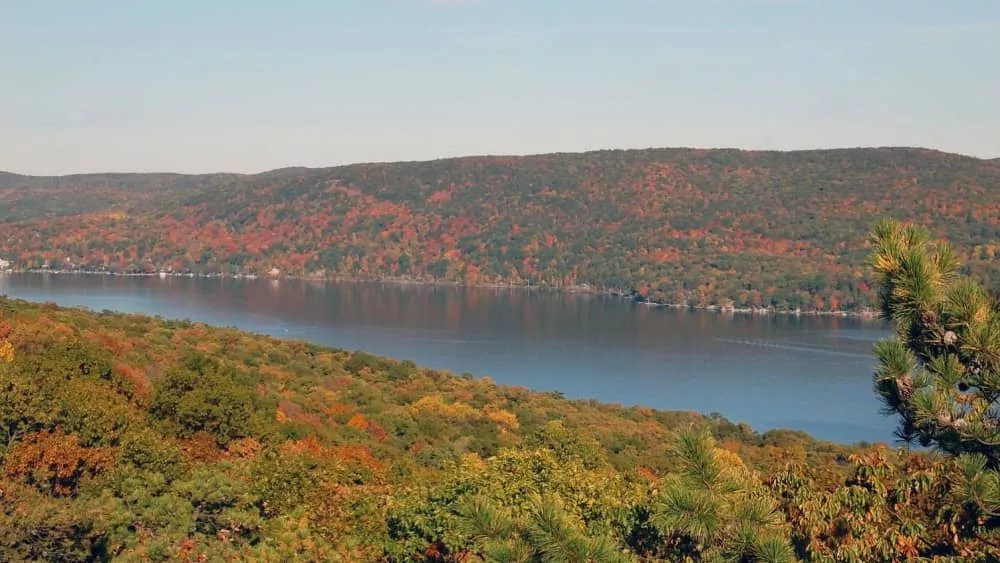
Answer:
[{"left": 114, "top": 361, "right": 152, "bottom": 401}]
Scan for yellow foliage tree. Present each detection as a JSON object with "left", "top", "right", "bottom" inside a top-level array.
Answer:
[
  {"left": 483, "top": 404, "right": 520, "bottom": 431},
  {"left": 0, "top": 340, "right": 13, "bottom": 363},
  {"left": 410, "top": 395, "right": 480, "bottom": 423}
]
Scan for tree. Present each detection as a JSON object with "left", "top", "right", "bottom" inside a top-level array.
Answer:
[
  {"left": 456, "top": 493, "right": 632, "bottom": 563},
  {"left": 150, "top": 353, "right": 258, "bottom": 445},
  {"left": 3, "top": 430, "right": 115, "bottom": 497},
  {"left": 769, "top": 446, "right": 1000, "bottom": 560},
  {"left": 645, "top": 430, "right": 794, "bottom": 562},
  {"left": 868, "top": 218, "right": 1000, "bottom": 524}
]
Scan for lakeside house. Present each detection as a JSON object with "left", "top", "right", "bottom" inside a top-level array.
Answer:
[{"left": 0, "top": 258, "right": 10, "bottom": 270}]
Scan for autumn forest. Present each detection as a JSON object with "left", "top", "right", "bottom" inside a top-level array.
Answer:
[
  {"left": 3, "top": 215, "right": 1000, "bottom": 560},
  {"left": 3, "top": 147, "right": 1000, "bottom": 311}
]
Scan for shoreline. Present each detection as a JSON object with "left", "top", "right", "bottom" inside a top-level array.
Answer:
[{"left": 1, "top": 267, "right": 883, "bottom": 320}]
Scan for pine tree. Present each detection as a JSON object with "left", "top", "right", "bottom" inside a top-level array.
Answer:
[
  {"left": 649, "top": 430, "right": 795, "bottom": 562},
  {"left": 456, "top": 493, "right": 632, "bottom": 563},
  {"left": 868, "top": 218, "right": 1000, "bottom": 523}
]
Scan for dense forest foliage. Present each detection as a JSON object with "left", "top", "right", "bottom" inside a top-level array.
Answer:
[
  {"left": 4, "top": 216, "right": 1000, "bottom": 562},
  {"left": 2, "top": 148, "right": 999, "bottom": 311},
  {"left": 0, "top": 171, "right": 245, "bottom": 223}
]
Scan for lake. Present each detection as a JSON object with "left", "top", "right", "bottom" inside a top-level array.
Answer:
[{"left": 0, "top": 273, "right": 896, "bottom": 444}]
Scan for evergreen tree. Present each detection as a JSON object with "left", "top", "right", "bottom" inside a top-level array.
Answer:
[
  {"left": 456, "top": 493, "right": 632, "bottom": 563},
  {"left": 868, "top": 218, "right": 1000, "bottom": 524},
  {"left": 647, "top": 430, "right": 794, "bottom": 562}
]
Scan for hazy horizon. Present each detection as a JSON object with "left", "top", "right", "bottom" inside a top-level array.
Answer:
[{"left": 4, "top": 0, "right": 998, "bottom": 175}]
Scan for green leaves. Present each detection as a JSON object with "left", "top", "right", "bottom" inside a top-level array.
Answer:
[
  {"left": 869, "top": 218, "right": 1000, "bottom": 462},
  {"left": 866, "top": 218, "right": 1000, "bottom": 554},
  {"left": 150, "top": 353, "right": 260, "bottom": 445},
  {"left": 954, "top": 454, "right": 1000, "bottom": 520},
  {"left": 457, "top": 494, "right": 634, "bottom": 563},
  {"left": 0, "top": 480, "right": 112, "bottom": 562},
  {"left": 649, "top": 430, "right": 793, "bottom": 562}
]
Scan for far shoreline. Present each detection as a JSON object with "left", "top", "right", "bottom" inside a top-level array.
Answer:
[{"left": 1, "top": 267, "right": 885, "bottom": 321}]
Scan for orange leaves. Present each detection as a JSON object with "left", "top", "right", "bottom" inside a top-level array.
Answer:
[
  {"left": 179, "top": 431, "right": 225, "bottom": 463},
  {"left": 277, "top": 437, "right": 384, "bottom": 477},
  {"left": 278, "top": 435, "right": 326, "bottom": 458},
  {"left": 366, "top": 420, "right": 388, "bottom": 442},
  {"left": 344, "top": 413, "right": 387, "bottom": 442},
  {"left": 91, "top": 329, "right": 134, "bottom": 356},
  {"left": 636, "top": 466, "right": 660, "bottom": 482},
  {"left": 259, "top": 364, "right": 295, "bottom": 382},
  {"left": 463, "top": 264, "right": 481, "bottom": 284},
  {"left": 227, "top": 437, "right": 262, "bottom": 459},
  {"left": 3, "top": 429, "right": 116, "bottom": 496},
  {"left": 895, "top": 534, "right": 921, "bottom": 559},
  {"left": 330, "top": 444, "right": 382, "bottom": 475},
  {"left": 347, "top": 413, "right": 368, "bottom": 431},
  {"left": 648, "top": 247, "right": 681, "bottom": 264}
]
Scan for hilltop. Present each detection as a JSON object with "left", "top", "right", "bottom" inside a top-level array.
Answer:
[
  {"left": 0, "top": 171, "right": 244, "bottom": 223},
  {"left": 2, "top": 147, "right": 999, "bottom": 311}
]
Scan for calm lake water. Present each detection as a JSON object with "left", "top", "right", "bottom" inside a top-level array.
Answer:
[{"left": 0, "top": 273, "right": 896, "bottom": 444}]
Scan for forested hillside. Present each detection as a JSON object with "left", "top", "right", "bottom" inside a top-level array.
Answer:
[
  {"left": 2, "top": 147, "right": 999, "bottom": 311},
  {"left": 0, "top": 171, "right": 244, "bottom": 222},
  {"left": 3, "top": 255, "right": 1000, "bottom": 561}
]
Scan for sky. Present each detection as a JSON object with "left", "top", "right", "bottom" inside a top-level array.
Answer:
[{"left": 2, "top": 0, "right": 998, "bottom": 175}]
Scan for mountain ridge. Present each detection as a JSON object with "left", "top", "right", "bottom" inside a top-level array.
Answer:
[
  {"left": 2, "top": 145, "right": 994, "bottom": 178},
  {"left": 1, "top": 146, "right": 998, "bottom": 311}
]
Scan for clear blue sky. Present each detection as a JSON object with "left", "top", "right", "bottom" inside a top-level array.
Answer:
[{"left": 3, "top": 0, "right": 998, "bottom": 174}]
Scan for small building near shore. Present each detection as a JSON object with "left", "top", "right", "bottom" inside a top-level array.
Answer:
[{"left": 0, "top": 258, "right": 10, "bottom": 270}]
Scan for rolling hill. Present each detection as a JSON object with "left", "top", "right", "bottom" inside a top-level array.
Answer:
[{"left": 2, "top": 147, "right": 999, "bottom": 311}]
